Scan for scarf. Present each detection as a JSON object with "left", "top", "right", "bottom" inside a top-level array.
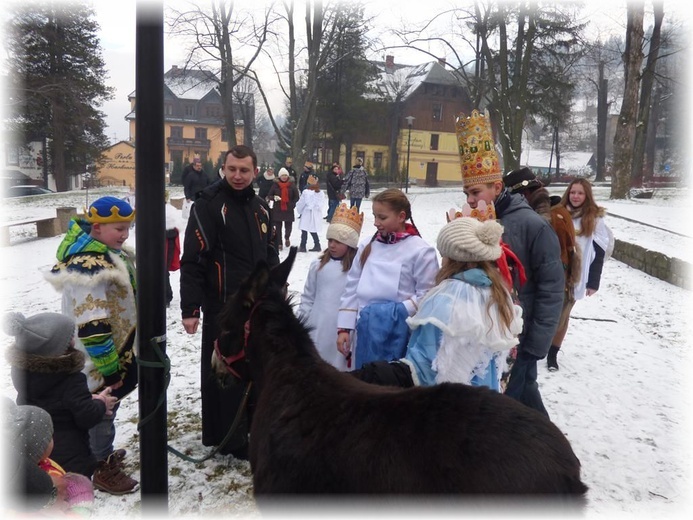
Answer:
[
  {"left": 375, "top": 222, "right": 419, "bottom": 244},
  {"left": 278, "top": 180, "right": 291, "bottom": 211},
  {"left": 497, "top": 240, "right": 526, "bottom": 290}
]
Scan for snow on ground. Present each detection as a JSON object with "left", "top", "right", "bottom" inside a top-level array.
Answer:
[{"left": 1, "top": 184, "right": 692, "bottom": 519}]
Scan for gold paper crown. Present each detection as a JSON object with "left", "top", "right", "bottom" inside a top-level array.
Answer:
[
  {"left": 331, "top": 203, "right": 364, "bottom": 233},
  {"left": 446, "top": 200, "right": 496, "bottom": 223},
  {"left": 455, "top": 109, "right": 502, "bottom": 187}
]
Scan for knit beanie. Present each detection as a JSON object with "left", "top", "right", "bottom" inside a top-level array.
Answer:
[
  {"left": 278, "top": 168, "right": 290, "bottom": 179},
  {"left": 326, "top": 203, "right": 364, "bottom": 249},
  {"left": 4, "top": 400, "right": 54, "bottom": 463},
  {"left": 436, "top": 217, "right": 503, "bottom": 262},
  {"left": 2, "top": 312, "right": 76, "bottom": 357}
]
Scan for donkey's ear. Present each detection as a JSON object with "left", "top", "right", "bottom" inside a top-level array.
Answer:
[
  {"left": 269, "top": 246, "right": 296, "bottom": 289},
  {"left": 243, "top": 261, "right": 271, "bottom": 306}
]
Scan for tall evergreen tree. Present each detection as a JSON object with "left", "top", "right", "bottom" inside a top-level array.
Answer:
[{"left": 7, "top": 1, "right": 113, "bottom": 192}]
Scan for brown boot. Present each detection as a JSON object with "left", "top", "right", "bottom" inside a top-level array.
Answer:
[{"left": 93, "top": 451, "right": 139, "bottom": 495}]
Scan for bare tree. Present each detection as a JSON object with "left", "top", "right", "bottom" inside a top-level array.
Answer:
[
  {"left": 250, "top": 0, "right": 348, "bottom": 167},
  {"left": 611, "top": 1, "right": 645, "bottom": 199},
  {"left": 631, "top": 1, "right": 664, "bottom": 187},
  {"left": 167, "top": 1, "right": 277, "bottom": 148}
]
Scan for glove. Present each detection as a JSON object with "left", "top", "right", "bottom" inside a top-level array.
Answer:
[{"left": 274, "top": 195, "right": 281, "bottom": 201}]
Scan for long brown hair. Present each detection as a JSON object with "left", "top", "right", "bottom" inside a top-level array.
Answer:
[
  {"left": 360, "top": 189, "right": 421, "bottom": 266},
  {"left": 560, "top": 178, "right": 605, "bottom": 237},
  {"left": 436, "top": 258, "right": 516, "bottom": 335},
  {"left": 318, "top": 246, "right": 357, "bottom": 272}
]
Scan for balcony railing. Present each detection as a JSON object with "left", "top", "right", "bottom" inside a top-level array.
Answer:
[{"left": 166, "top": 137, "right": 211, "bottom": 149}]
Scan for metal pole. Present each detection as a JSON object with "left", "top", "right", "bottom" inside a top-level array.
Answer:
[
  {"left": 406, "top": 124, "right": 412, "bottom": 193},
  {"left": 135, "top": 2, "right": 168, "bottom": 513}
]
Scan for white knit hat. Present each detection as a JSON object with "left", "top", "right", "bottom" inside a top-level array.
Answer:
[
  {"left": 436, "top": 217, "right": 503, "bottom": 262},
  {"left": 278, "top": 168, "right": 290, "bottom": 179},
  {"left": 326, "top": 203, "right": 364, "bottom": 249}
]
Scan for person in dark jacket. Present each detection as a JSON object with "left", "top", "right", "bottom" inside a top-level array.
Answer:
[
  {"left": 325, "top": 163, "right": 344, "bottom": 222},
  {"left": 255, "top": 166, "right": 276, "bottom": 200},
  {"left": 298, "top": 161, "right": 314, "bottom": 193},
  {"left": 283, "top": 157, "right": 298, "bottom": 184},
  {"left": 182, "top": 157, "right": 210, "bottom": 202},
  {"left": 458, "top": 110, "right": 563, "bottom": 418},
  {"left": 180, "top": 145, "right": 279, "bottom": 459},
  {"left": 3, "top": 312, "right": 116, "bottom": 478},
  {"left": 267, "top": 168, "right": 300, "bottom": 250}
]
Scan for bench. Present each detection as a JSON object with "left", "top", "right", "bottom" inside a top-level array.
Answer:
[{"left": 0, "top": 207, "right": 76, "bottom": 247}]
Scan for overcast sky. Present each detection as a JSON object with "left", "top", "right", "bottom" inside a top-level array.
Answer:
[{"left": 92, "top": 0, "right": 685, "bottom": 145}]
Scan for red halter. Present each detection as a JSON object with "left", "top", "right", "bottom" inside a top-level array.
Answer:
[{"left": 213, "top": 299, "right": 262, "bottom": 378}]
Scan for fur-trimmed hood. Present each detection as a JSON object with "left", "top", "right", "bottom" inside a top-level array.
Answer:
[{"left": 5, "top": 345, "right": 85, "bottom": 374}]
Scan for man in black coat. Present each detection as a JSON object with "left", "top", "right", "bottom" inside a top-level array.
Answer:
[
  {"left": 180, "top": 145, "right": 278, "bottom": 459},
  {"left": 182, "top": 157, "right": 210, "bottom": 202}
]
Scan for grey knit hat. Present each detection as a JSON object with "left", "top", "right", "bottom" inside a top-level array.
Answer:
[
  {"left": 2, "top": 312, "right": 75, "bottom": 357},
  {"left": 436, "top": 217, "right": 503, "bottom": 262},
  {"left": 3, "top": 399, "right": 54, "bottom": 463}
]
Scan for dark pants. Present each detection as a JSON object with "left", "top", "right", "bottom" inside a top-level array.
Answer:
[
  {"left": 351, "top": 361, "right": 414, "bottom": 388},
  {"left": 504, "top": 352, "right": 549, "bottom": 418},
  {"left": 350, "top": 198, "right": 363, "bottom": 211},
  {"left": 273, "top": 221, "right": 293, "bottom": 247},
  {"left": 200, "top": 310, "right": 250, "bottom": 457},
  {"left": 326, "top": 198, "right": 340, "bottom": 222},
  {"left": 300, "top": 231, "right": 320, "bottom": 249}
]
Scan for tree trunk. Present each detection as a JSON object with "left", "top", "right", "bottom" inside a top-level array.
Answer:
[
  {"left": 643, "top": 86, "right": 659, "bottom": 182},
  {"left": 51, "top": 101, "right": 67, "bottom": 192},
  {"left": 631, "top": 1, "right": 663, "bottom": 187},
  {"left": 596, "top": 65, "right": 608, "bottom": 182},
  {"left": 611, "top": 2, "right": 644, "bottom": 199}
]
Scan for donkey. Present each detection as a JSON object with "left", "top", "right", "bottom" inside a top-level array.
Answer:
[{"left": 213, "top": 247, "right": 588, "bottom": 501}]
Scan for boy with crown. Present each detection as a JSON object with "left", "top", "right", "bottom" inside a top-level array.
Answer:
[
  {"left": 45, "top": 196, "right": 139, "bottom": 495},
  {"left": 456, "top": 109, "right": 564, "bottom": 418}
]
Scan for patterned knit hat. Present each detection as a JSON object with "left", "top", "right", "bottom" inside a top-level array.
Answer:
[
  {"left": 436, "top": 217, "right": 503, "bottom": 263},
  {"left": 85, "top": 196, "right": 135, "bottom": 224},
  {"left": 3, "top": 311, "right": 75, "bottom": 357},
  {"left": 326, "top": 203, "right": 364, "bottom": 249},
  {"left": 3, "top": 399, "right": 54, "bottom": 463},
  {"left": 455, "top": 109, "right": 502, "bottom": 188}
]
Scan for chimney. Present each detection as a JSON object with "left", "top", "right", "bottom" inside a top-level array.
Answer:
[
  {"left": 385, "top": 55, "right": 394, "bottom": 71},
  {"left": 438, "top": 57, "right": 446, "bottom": 67}
]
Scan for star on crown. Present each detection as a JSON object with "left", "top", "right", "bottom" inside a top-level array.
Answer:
[{"left": 446, "top": 200, "right": 496, "bottom": 223}]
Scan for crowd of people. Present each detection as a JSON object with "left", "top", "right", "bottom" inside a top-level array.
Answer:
[{"left": 3, "top": 112, "right": 613, "bottom": 510}]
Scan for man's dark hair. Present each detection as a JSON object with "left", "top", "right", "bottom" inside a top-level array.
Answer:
[{"left": 225, "top": 145, "right": 257, "bottom": 169}]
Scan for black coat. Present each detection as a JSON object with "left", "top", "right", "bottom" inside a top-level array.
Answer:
[
  {"left": 326, "top": 171, "right": 344, "bottom": 201},
  {"left": 180, "top": 181, "right": 279, "bottom": 318},
  {"left": 183, "top": 168, "right": 211, "bottom": 200},
  {"left": 6, "top": 347, "right": 106, "bottom": 477}
]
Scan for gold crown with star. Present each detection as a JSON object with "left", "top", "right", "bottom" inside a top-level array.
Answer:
[
  {"left": 455, "top": 109, "right": 502, "bottom": 188},
  {"left": 446, "top": 200, "right": 496, "bottom": 223}
]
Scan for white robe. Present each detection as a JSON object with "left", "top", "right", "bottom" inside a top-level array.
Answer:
[
  {"left": 337, "top": 236, "right": 439, "bottom": 366},
  {"left": 296, "top": 189, "right": 325, "bottom": 233},
  {"left": 298, "top": 258, "right": 350, "bottom": 371},
  {"left": 573, "top": 216, "right": 612, "bottom": 300}
]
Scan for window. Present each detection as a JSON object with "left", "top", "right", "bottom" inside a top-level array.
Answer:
[
  {"left": 374, "top": 152, "right": 383, "bottom": 170},
  {"left": 195, "top": 128, "right": 207, "bottom": 141},
  {"left": 170, "top": 150, "right": 183, "bottom": 164},
  {"left": 430, "top": 134, "right": 439, "bottom": 151},
  {"left": 184, "top": 105, "right": 195, "bottom": 117},
  {"left": 432, "top": 103, "right": 442, "bottom": 122},
  {"left": 165, "top": 104, "right": 173, "bottom": 116},
  {"left": 221, "top": 128, "right": 228, "bottom": 142},
  {"left": 170, "top": 126, "right": 183, "bottom": 139},
  {"left": 206, "top": 106, "right": 221, "bottom": 117}
]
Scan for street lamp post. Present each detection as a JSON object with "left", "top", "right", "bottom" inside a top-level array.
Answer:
[{"left": 404, "top": 115, "right": 415, "bottom": 193}]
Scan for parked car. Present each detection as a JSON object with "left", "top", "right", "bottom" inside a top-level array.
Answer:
[{"left": 4, "top": 185, "right": 55, "bottom": 197}]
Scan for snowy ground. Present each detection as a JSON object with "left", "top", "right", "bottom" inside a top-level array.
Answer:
[{"left": 1, "top": 184, "right": 692, "bottom": 519}]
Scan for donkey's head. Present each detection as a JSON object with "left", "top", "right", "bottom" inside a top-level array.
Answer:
[{"left": 212, "top": 247, "right": 297, "bottom": 387}]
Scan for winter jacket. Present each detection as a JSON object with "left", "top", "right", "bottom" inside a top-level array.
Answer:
[
  {"left": 6, "top": 347, "right": 106, "bottom": 477},
  {"left": 256, "top": 171, "right": 276, "bottom": 200},
  {"left": 298, "top": 169, "right": 312, "bottom": 193},
  {"left": 267, "top": 178, "right": 300, "bottom": 222},
  {"left": 180, "top": 182, "right": 279, "bottom": 318},
  {"left": 342, "top": 165, "right": 369, "bottom": 198},
  {"left": 495, "top": 190, "right": 564, "bottom": 359},
  {"left": 326, "top": 170, "right": 344, "bottom": 201},
  {"left": 183, "top": 168, "right": 211, "bottom": 200},
  {"left": 45, "top": 220, "right": 138, "bottom": 399}
]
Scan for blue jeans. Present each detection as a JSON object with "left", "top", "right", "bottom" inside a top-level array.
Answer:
[
  {"left": 327, "top": 199, "right": 340, "bottom": 222},
  {"left": 504, "top": 352, "right": 549, "bottom": 418},
  {"left": 350, "top": 198, "right": 363, "bottom": 211},
  {"left": 89, "top": 401, "right": 120, "bottom": 460}
]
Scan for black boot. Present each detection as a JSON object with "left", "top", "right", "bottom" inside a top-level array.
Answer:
[
  {"left": 310, "top": 243, "right": 322, "bottom": 252},
  {"left": 547, "top": 345, "right": 560, "bottom": 372}
]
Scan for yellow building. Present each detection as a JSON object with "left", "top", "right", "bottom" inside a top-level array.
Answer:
[{"left": 96, "top": 66, "right": 245, "bottom": 185}]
